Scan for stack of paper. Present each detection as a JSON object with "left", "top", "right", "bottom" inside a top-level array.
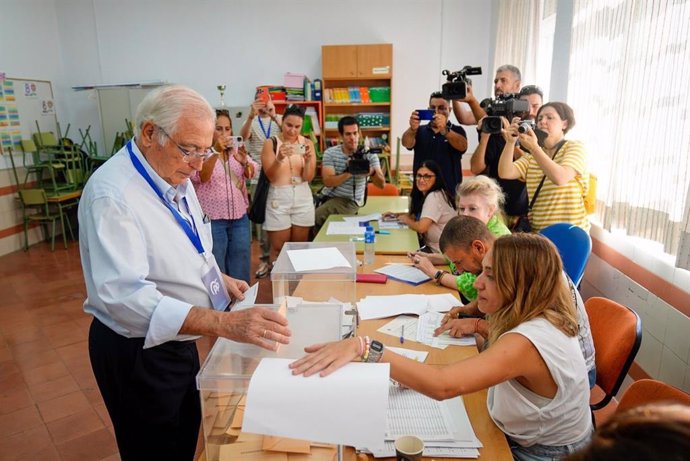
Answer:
[
  {"left": 376, "top": 314, "right": 476, "bottom": 349},
  {"left": 357, "top": 386, "right": 483, "bottom": 458},
  {"left": 374, "top": 264, "right": 431, "bottom": 285}
]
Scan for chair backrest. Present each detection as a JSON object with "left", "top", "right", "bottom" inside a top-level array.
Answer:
[
  {"left": 586, "top": 296, "right": 643, "bottom": 410},
  {"left": 33, "top": 131, "right": 59, "bottom": 148},
  {"left": 617, "top": 379, "right": 690, "bottom": 412},
  {"left": 367, "top": 182, "right": 400, "bottom": 196},
  {"left": 18, "top": 188, "right": 49, "bottom": 209},
  {"left": 539, "top": 222, "right": 592, "bottom": 285}
]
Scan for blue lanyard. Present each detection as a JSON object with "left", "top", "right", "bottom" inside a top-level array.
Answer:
[
  {"left": 257, "top": 117, "right": 272, "bottom": 139},
  {"left": 127, "top": 141, "right": 205, "bottom": 254}
]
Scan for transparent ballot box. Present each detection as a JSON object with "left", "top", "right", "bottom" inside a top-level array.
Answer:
[
  {"left": 197, "top": 303, "right": 342, "bottom": 460},
  {"left": 271, "top": 242, "right": 358, "bottom": 337}
]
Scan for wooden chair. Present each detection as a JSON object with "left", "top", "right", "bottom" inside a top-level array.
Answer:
[
  {"left": 367, "top": 182, "right": 400, "bottom": 196},
  {"left": 617, "top": 379, "right": 690, "bottom": 412},
  {"left": 540, "top": 222, "right": 592, "bottom": 285},
  {"left": 586, "top": 297, "right": 643, "bottom": 412}
]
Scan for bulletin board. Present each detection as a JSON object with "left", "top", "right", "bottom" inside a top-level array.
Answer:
[{"left": 0, "top": 76, "right": 58, "bottom": 155}]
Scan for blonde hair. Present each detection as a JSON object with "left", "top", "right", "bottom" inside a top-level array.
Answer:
[
  {"left": 456, "top": 175, "right": 506, "bottom": 222},
  {"left": 487, "top": 234, "right": 578, "bottom": 345}
]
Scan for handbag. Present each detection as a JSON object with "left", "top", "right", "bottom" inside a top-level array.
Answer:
[
  {"left": 511, "top": 140, "right": 567, "bottom": 233},
  {"left": 248, "top": 137, "right": 276, "bottom": 224}
]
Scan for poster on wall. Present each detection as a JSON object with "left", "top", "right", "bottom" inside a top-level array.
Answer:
[
  {"left": 41, "top": 99, "right": 55, "bottom": 115},
  {"left": 3, "top": 81, "right": 15, "bottom": 101},
  {"left": 24, "top": 82, "right": 37, "bottom": 98}
]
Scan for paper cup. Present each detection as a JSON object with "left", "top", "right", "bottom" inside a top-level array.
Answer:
[{"left": 394, "top": 435, "right": 424, "bottom": 461}]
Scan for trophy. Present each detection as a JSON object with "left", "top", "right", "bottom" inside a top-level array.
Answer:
[{"left": 217, "top": 84, "right": 227, "bottom": 107}]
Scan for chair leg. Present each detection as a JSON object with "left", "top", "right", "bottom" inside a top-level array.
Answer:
[
  {"left": 23, "top": 219, "right": 29, "bottom": 251},
  {"left": 59, "top": 213, "right": 68, "bottom": 249},
  {"left": 50, "top": 220, "right": 56, "bottom": 251}
]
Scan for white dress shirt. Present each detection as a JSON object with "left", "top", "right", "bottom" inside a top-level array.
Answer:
[{"left": 79, "top": 141, "right": 215, "bottom": 348}]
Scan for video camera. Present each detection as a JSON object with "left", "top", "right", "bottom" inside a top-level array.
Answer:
[
  {"left": 348, "top": 146, "right": 381, "bottom": 175},
  {"left": 479, "top": 93, "right": 530, "bottom": 134},
  {"left": 441, "top": 66, "right": 482, "bottom": 100}
]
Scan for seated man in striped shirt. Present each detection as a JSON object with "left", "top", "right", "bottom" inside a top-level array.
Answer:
[{"left": 314, "top": 116, "right": 385, "bottom": 232}]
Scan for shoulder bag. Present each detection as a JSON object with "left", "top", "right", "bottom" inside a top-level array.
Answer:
[{"left": 248, "top": 137, "right": 276, "bottom": 224}]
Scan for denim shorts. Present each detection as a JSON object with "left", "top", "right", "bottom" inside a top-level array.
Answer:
[{"left": 509, "top": 434, "right": 591, "bottom": 461}]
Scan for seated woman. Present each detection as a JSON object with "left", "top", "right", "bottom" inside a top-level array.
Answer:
[
  {"left": 498, "top": 102, "right": 590, "bottom": 232},
  {"left": 261, "top": 105, "right": 316, "bottom": 263},
  {"left": 412, "top": 175, "right": 510, "bottom": 300},
  {"left": 292, "top": 233, "right": 593, "bottom": 461},
  {"left": 394, "top": 160, "right": 455, "bottom": 253},
  {"left": 192, "top": 108, "right": 257, "bottom": 282}
]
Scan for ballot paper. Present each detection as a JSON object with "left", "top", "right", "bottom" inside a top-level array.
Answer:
[
  {"left": 387, "top": 346, "right": 429, "bottom": 363},
  {"left": 357, "top": 293, "right": 461, "bottom": 321},
  {"left": 417, "top": 311, "right": 477, "bottom": 347},
  {"left": 231, "top": 282, "right": 259, "bottom": 311},
  {"left": 286, "top": 247, "right": 352, "bottom": 272},
  {"left": 374, "top": 263, "right": 431, "bottom": 285},
  {"left": 243, "top": 358, "right": 389, "bottom": 449},
  {"left": 342, "top": 213, "right": 381, "bottom": 224}
]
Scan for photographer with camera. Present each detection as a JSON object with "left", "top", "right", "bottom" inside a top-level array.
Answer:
[
  {"left": 469, "top": 65, "right": 532, "bottom": 228},
  {"left": 402, "top": 92, "right": 468, "bottom": 199},
  {"left": 498, "top": 102, "right": 590, "bottom": 233},
  {"left": 314, "top": 116, "right": 385, "bottom": 233}
]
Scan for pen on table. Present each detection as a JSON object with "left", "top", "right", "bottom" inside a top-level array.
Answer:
[
  {"left": 375, "top": 230, "right": 391, "bottom": 235},
  {"left": 400, "top": 325, "right": 405, "bottom": 344}
]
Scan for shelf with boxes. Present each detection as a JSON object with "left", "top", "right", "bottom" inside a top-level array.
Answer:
[{"left": 321, "top": 44, "right": 392, "bottom": 151}]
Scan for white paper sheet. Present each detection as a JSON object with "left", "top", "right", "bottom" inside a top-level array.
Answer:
[
  {"left": 231, "top": 282, "right": 259, "bottom": 311},
  {"left": 342, "top": 213, "right": 381, "bottom": 223},
  {"left": 357, "top": 294, "right": 428, "bottom": 320},
  {"left": 243, "top": 358, "right": 389, "bottom": 448},
  {"left": 417, "top": 312, "right": 477, "bottom": 347},
  {"left": 377, "top": 316, "right": 419, "bottom": 341},
  {"left": 387, "top": 346, "right": 429, "bottom": 363},
  {"left": 426, "top": 293, "right": 464, "bottom": 311},
  {"left": 286, "top": 247, "right": 352, "bottom": 272},
  {"left": 374, "top": 264, "right": 431, "bottom": 285},
  {"left": 326, "top": 221, "right": 365, "bottom": 235}
]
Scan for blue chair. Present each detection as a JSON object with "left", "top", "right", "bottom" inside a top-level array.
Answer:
[{"left": 539, "top": 223, "right": 592, "bottom": 286}]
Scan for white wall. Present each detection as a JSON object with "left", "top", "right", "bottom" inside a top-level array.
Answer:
[{"left": 49, "top": 0, "right": 496, "bottom": 160}]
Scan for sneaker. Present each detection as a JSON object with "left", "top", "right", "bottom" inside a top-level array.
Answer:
[{"left": 255, "top": 262, "right": 271, "bottom": 279}]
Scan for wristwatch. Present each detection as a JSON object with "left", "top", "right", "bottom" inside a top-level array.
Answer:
[
  {"left": 365, "top": 340, "right": 384, "bottom": 363},
  {"left": 434, "top": 270, "right": 448, "bottom": 285}
]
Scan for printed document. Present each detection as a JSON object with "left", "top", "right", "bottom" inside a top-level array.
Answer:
[{"left": 287, "top": 247, "right": 351, "bottom": 272}]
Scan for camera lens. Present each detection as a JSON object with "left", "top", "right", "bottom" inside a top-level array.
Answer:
[{"left": 518, "top": 122, "right": 533, "bottom": 134}]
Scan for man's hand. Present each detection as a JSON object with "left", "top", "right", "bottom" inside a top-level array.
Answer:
[
  {"left": 222, "top": 274, "right": 249, "bottom": 302},
  {"left": 409, "top": 110, "right": 421, "bottom": 131},
  {"left": 219, "top": 307, "right": 291, "bottom": 351},
  {"left": 432, "top": 112, "right": 448, "bottom": 131},
  {"left": 410, "top": 254, "right": 436, "bottom": 278}
]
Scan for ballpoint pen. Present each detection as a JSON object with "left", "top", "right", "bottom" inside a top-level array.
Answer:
[
  {"left": 375, "top": 230, "right": 391, "bottom": 235},
  {"left": 400, "top": 325, "right": 405, "bottom": 344}
]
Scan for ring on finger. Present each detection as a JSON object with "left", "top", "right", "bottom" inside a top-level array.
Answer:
[{"left": 262, "top": 329, "right": 268, "bottom": 339}]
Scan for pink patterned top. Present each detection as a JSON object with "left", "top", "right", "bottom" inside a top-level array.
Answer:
[{"left": 191, "top": 154, "right": 258, "bottom": 220}]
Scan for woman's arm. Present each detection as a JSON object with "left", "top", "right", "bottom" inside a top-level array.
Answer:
[
  {"left": 497, "top": 118, "right": 522, "bottom": 180},
  {"left": 301, "top": 139, "right": 317, "bottom": 182},
  {"left": 261, "top": 138, "right": 288, "bottom": 183},
  {"left": 291, "top": 331, "right": 549, "bottom": 401},
  {"left": 198, "top": 154, "right": 220, "bottom": 183},
  {"left": 519, "top": 133, "right": 578, "bottom": 186},
  {"left": 398, "top": 213, "right": 433, "bottom": 234}
]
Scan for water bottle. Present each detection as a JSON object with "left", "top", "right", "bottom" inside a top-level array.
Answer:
[{"left": 364, "top": 225, "right": 376, "bottom": 265}]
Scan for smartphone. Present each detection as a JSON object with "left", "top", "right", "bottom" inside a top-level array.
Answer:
[
  {"left": 231, "top": 135, "right": 243, "bottom": 148},
  {"left": 294, "top": 143, "right": 306, "bottom": 155},
  {"left": 256, "top": 87, "right": 270, "bottom": 103},
  {"left": 417, "top": 109, "right": 434, "bottom": 121}
]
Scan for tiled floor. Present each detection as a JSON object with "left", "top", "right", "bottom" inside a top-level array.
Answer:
[{"left": 0, "top": 240, "right": 273, "bottom": 461}]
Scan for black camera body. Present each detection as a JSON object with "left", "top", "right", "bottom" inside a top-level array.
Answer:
[
  {"left": 480, "top": 93, "right": 530, "bottom": 134},
  {"left": 441, "top": 66, "right": 482, "bottom": 100},
  {"left": 348, "top": 147, "right": 379, "bottom": 175}
]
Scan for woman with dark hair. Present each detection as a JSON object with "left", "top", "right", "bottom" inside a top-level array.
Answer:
[
  {"left": 498, "top": 101, "right": 590, "bottom": 232},
  {"left": 261, "top": 104, "right": 316, "bottom": 263},
  {"left": 395, "top": 159, "right": 455, "bottom": 253},
  {"left": 191, "top": 108, "right": 257, "bottom": 282},
  {"left": 291, "top": 233, "right": 593, "bottom": 461}
]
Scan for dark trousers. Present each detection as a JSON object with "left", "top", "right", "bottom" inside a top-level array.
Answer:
[{"left": 89, "top": 318, "right": 201, "bottom": 461}]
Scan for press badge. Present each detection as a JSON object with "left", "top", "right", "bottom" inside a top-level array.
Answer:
[{"left": 202, "top": 258, "right": 231, "bottom": 311}]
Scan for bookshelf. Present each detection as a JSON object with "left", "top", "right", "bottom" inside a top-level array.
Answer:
[
  {"left": 321, "top": 44, "right": 392, "bottom": 150},
  {"left": 272, "top": 100, "right": 323, "bottom": 152}
]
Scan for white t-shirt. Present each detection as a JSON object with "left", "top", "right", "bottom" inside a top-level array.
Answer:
[
  {"left": 420, "top": 190, "right": 455, "bottom": 252},
  {"left": 487, "top": 317, "right": 592, "bottom": 447}
]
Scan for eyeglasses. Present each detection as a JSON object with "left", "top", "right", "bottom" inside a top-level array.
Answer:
[
  {"left": 415, "top": 174, "right": 436, "bottom": 181},
  {"left": 157, "top": 126, "right": 216, "bottom": 163}
]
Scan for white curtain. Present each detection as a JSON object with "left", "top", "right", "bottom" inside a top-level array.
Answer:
[
  {"left": 568, "top": 0, "right": 690, "bottom": 263},
  {"left": 493, "top": 0, "right": 543, "bottom": 84}
]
